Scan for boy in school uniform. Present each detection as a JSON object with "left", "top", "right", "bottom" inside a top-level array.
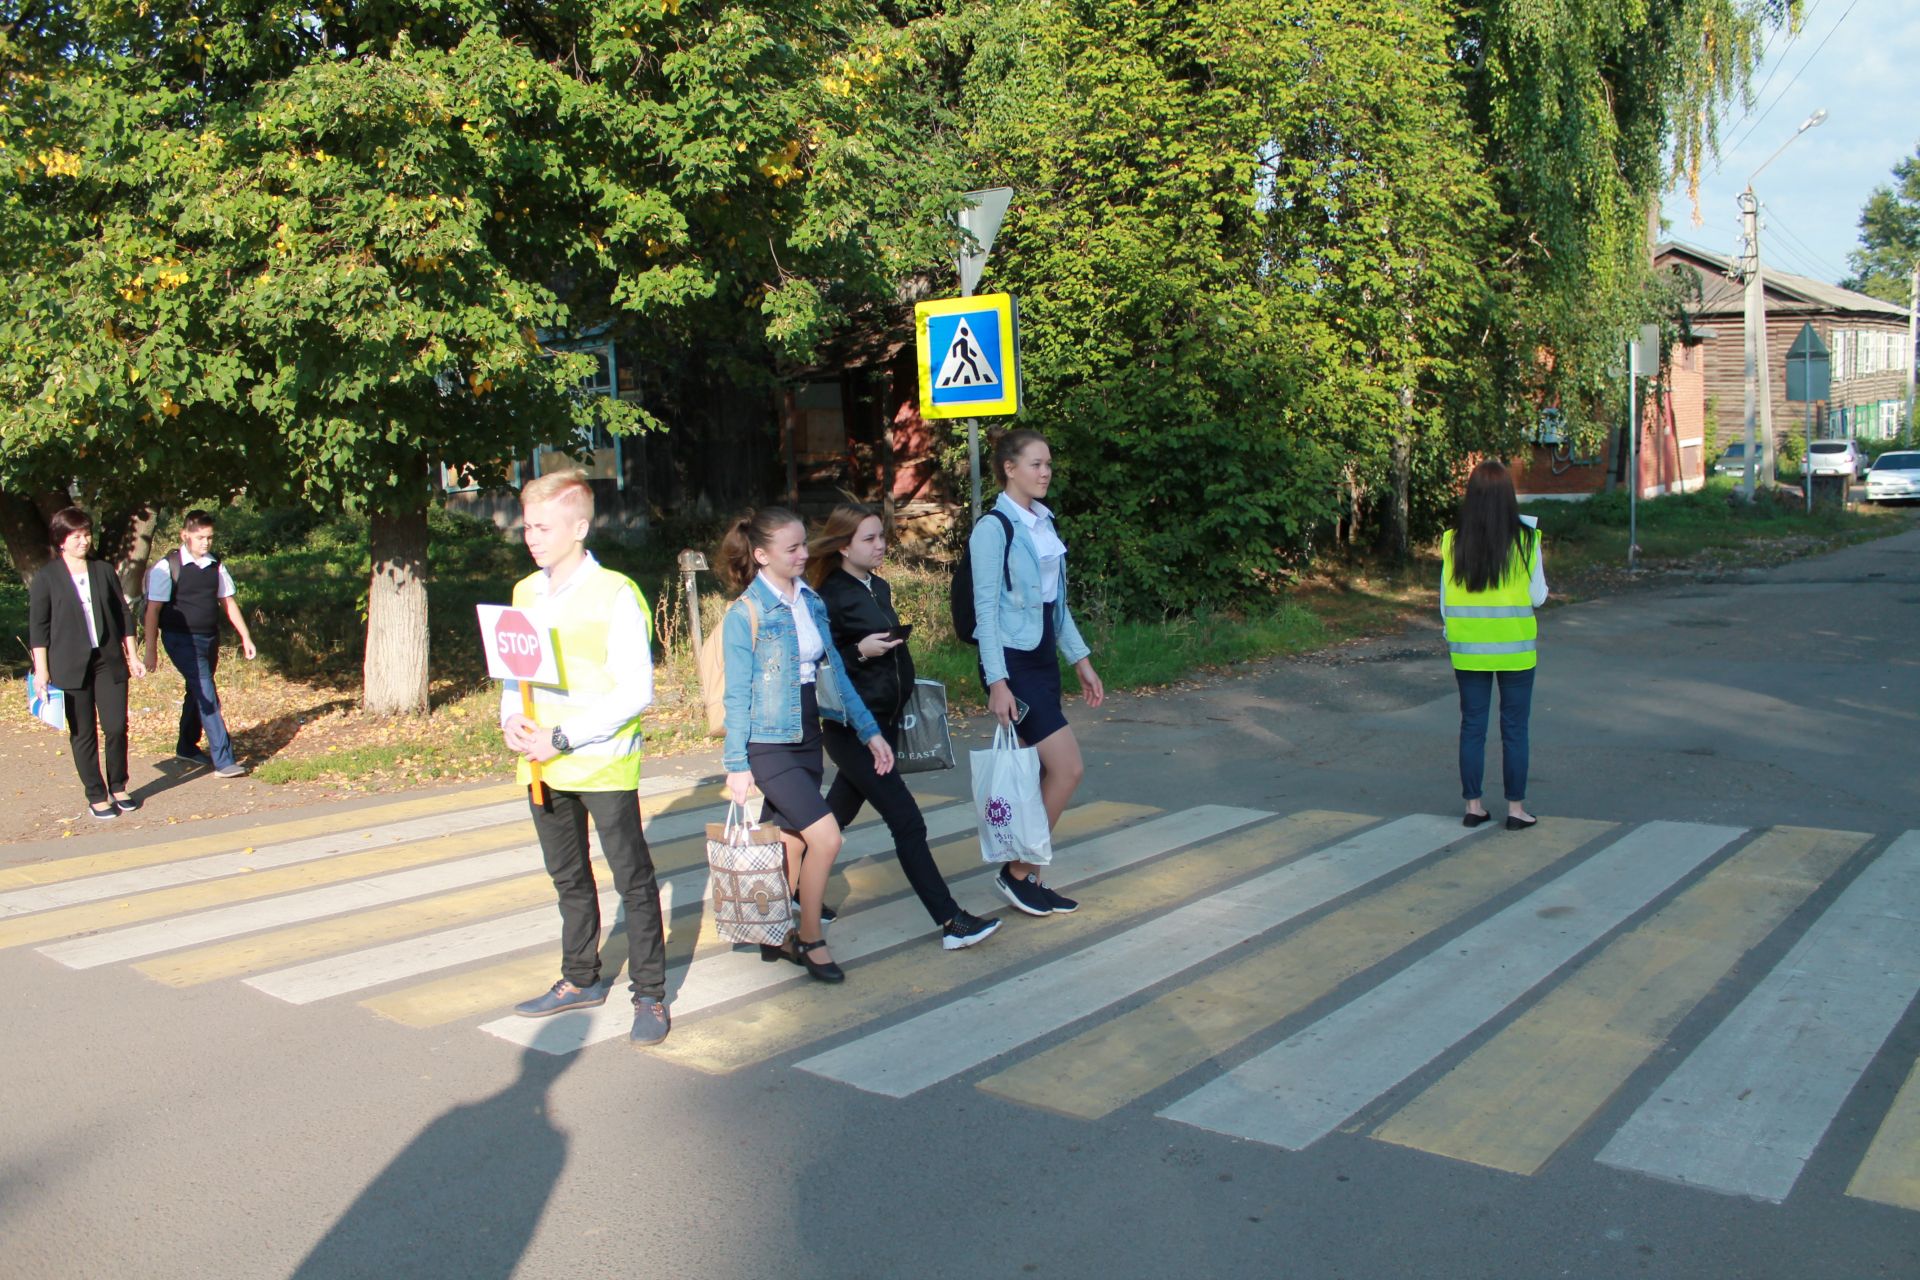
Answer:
[
  {"left": 142, "top": 509, "right": 257, "bottom": 779},
  {"left": 499, "top": 470, "right": 671, "bottom": 1046}
]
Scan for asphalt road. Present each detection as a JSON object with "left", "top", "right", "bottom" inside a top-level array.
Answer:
[{"left": 4, "top": 529, "right": 1919, "bottom": 1280}]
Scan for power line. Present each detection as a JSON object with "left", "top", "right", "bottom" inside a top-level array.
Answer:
[
  {"left": 1725, "top": 0, "right": 1822, "bottom": 140},
  {"left": 1760, "top": 203, "right": 1849, "bottom": 282},
  {"left": 1725, "top": 0, "right": 1860, "bottom": 159}
]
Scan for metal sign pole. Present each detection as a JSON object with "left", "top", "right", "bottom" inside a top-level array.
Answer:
[
  {"left": 1628, "top": 337, "right": 1638, "bottom": 572},
  {"left": 955, "top": 187, "right": 1013, "bottom": 523}
]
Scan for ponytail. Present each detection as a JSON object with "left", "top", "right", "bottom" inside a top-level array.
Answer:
[{"left": 715, "top": 507, "right": 804, "bottom": 595}]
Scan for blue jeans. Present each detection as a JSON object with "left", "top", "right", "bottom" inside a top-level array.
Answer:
[
  {"left": 162, "top": 631, "right": 236, "bottom": 770},
  {"left": 1456, "top": 668, "right": 1535, "bottom": 803}
]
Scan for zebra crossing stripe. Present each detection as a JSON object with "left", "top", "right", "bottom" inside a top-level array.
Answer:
[
  {"left": 1376, "top": 825, "right": 1866, "bottom": 1175},
  {"left": 798, "top": 814, "right": 1483, "bottom": 1098},
  {"left": 481, "top": 805, "right": 1271, "bottom": 1056},
  {"left": 654, "top": 809, "right": 1373, "bottom": 1076},
  {"left": 242, "top": 803, "right": 978, "bottom": 1005},
  {"left": 974, "top": 818, "right": 1613, "bottom": 1120},
  {"left": 1158, "top": 820, "right": 1744, "bottom": 1150},
  {"left": 1596, "top": 831, "right": 1920, "bottom": 1202},
  {"left": 362, "top": 803, "right": 1154, "bottom": 1030},
  {"left": 1848, "top": 1056, "right": 1920, "bottom": 1211}
]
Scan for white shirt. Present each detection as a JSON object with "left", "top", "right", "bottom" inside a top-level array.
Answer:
[
  {"left": 757, "top": 571, "right": 826, "bottom": 683},
  {"left": 496, "top": 554, "right": 654, "bottom": 749},
  {"left": 70, "top": 570, "right": 98, "bottom": 649},
  {"left": 145, "top": 554, "right": 237, "bottom": 602},
  {"left": 1440, "top": 515, "right": 1549, "bottom": 612},
  {"left": 1006, "top": 497, "right": 1067, "bottom": 604}
]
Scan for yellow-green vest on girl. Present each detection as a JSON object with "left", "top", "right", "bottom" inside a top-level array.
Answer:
[
  {"left": 511, "top": 564, "right": 649, "bottom": 791},
  {"left": 1440, "top": 529, "right": 1540, "bottom": 672}
]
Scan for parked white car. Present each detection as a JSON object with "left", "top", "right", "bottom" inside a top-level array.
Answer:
[
  {"left": 1866, "top": 450, "right": 1920, "bottom": 503},
  {"left": 1806, "top": 439, "right": 1866, "bottom": 479}
]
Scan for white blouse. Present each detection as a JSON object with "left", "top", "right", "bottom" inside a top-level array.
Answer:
[
  {"left": 70, "top": 570, "right": 99, "bottom": 649},
  {"left": 1008, "top": 498, "right": 1067, "bottom": 604},
  {"left": 758, "top": 572, "right": 827, "bottom": 683}
]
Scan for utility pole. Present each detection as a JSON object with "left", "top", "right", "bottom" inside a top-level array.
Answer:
[
  {"left": 1739, "top": 188, "right": 1767, "bottom": 498},
  {"left": 1906, "top": 259, "right": 1918, "bottom": 447}
]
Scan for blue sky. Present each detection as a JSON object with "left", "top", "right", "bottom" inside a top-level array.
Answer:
[{"left": 1659, "top": 0, "right": 1920, "bottom": 289}]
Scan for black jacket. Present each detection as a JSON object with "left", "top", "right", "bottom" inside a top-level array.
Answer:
[
  {"left": 818, "top": 568, "right": 916, "bottom": 724},
  {"left": 29, "top": 558, "right": 131, "bottom": 687}
]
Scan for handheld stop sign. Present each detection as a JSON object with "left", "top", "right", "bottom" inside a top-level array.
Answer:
[{"left": 477, "top": 604, "right": 560, "bottom": 802}]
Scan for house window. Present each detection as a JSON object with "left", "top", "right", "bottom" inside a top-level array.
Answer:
[
  {"left": 534, "top": 341, "right": 623, "bottom": 485},
  {"left": 794, "top": 381, "right": 846, "bottom": 458}
]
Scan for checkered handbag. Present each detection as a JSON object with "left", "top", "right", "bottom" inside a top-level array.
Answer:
[{"left": 705, "top": 802, "right": 792, "bottom": 946}]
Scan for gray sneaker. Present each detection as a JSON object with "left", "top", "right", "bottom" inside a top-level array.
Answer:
[
  {"left": 514, "top": 978, "right": 611, "bottom": 1018},
  {"left": 214, "top": 764, "right": 249, "bottom": 779},
  {"left": 630, "top": 996, "right": 670, "bottom": 1046}
]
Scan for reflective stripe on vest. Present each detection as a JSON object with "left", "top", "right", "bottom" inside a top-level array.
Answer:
[
  {"left": 511, "top": 565, "right": 649, "bottom": 791},
  {"left": 1440, "top": 529, "right": 1539, "bottom": 672}
]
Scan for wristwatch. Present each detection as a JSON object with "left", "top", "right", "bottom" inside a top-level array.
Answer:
[{"left": 550, "top": 727, "right": 571, "bottom": 754}]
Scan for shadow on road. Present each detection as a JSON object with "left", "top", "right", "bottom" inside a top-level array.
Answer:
[{"left": 290, "top": 1046, "right": 575, "bottom": 1280}]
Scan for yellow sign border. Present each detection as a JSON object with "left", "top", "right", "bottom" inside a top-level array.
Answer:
[{"left": 914, "top": 293, "right": 1021, "bottom": 419}]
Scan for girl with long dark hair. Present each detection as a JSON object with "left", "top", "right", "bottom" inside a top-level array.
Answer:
[
  {"left": 809, "top": 504, "right": 1000, "bottom": 950},
  {"left": 1442, "top": 460, "right": 1547, "bottom": 829}
]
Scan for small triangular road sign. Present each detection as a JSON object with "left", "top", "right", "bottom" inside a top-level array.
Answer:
[{"left": 935, "top": 319, "right": 999, "bottom": 389}]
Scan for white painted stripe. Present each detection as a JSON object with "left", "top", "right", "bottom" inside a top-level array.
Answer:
[
  {"left": 481, "top": 806, "right": 1274, "bottom": 1055},
  {"left": 1597, "top": 832, "right": 1920, "bottom": 1202},
  {"left": 1159, "top": 820, "right": 1744, "bottom": 1150},
  {"left": 246, "top": 803, "right": 978, "bottom": 1004},
  {"left": 798, "top": 814, "right": 1477, "bottom": 1098},
  {"left": 0, "top": 771, "right": 709, "bottom": 917}
]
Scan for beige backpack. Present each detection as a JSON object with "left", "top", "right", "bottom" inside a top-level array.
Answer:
[{"left": 699, "top": 596, "right": 759, "bottom": 737}]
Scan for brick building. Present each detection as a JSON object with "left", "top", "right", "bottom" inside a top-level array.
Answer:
[{"left": 1510, "top": 336, "right": 1709, "bottom": 500}]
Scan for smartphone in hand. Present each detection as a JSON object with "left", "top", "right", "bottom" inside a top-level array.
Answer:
[
  {"left": 1013, "top": 696, "right": 1031, "bottom": 724},
  {"left": 885, "top": 624, "right": 914, "bottom": 643}
]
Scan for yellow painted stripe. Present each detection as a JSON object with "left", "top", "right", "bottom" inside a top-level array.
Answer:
[
  {"left": 652, "top": 810, "right": 1375, "bottom": 1075},
  {"left": 1375, "top": 825, "right": 1866, "bottom": 1176},
  {"left": 0, "top": 775, "right": 730, "bottom": 892},
  {"left": 365, "top": 800, "right": 1153, "bottom": 1030},
  {"left": 1848, "top": 1055, "right": 1920, "bottom": 1211},
  {"left": 130, "top": 821, "right": 744, "bottom": 986},
  {"left": 976, "top": 817, "right": 1613, "bottom": 1120},
  {"left": 0, "top": 824, "right": 540, "bottom": 952}
]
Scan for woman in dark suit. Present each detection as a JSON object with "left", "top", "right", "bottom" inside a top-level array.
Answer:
[{"left": 29, "top": 506, "right": 147, "bottom": 819}]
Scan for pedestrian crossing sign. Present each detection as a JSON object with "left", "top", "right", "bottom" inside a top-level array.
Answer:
[{"left": 915, "top": 293, "right": 1022, "bottom": 419}]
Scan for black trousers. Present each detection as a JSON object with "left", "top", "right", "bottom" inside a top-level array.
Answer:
[
  {"left": 526, "top": 786, "right": 667, "bottom": 1000},
  {"left": 64, "top": 648, "right": 129, "bottom": 805},
  {"left": 823, "top": 719, "right": 959, "bottom": 927}
]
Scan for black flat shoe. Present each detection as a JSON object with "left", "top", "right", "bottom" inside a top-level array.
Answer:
[
  {"left": 787, "top": 935, "right": 845, "bottom": 984},
  {"left": 1463, "top": 811, "right": 1492, "bottom": 828},
  {"left": 112, "top": 794, "right": 141, "bottom": 813},
  {"left": 1505, "top": 815, "right": 1538, "bottom": 831}
]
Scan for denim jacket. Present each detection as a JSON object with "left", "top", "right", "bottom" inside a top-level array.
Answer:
[
  {"left": 721, "top": 574, "right": 881, "bottom": 772},
  {"left": 970, "top": 492, "right": 1092, "bottom": 687}
]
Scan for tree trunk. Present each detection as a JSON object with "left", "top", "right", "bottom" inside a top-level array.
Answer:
[
  {"left": 0, "top": 487, "right": 68, "bottom": 584},
  {"left": 1381, "top": 390, "right": 1413, "bottom": 563},
  {"left": 363, "top": 504, "right": 431, "bottom": 716},
  {"left": 102, "top": 505, "right": 158, "bottom": 606}
]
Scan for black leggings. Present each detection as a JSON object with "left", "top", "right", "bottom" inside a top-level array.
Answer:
[{"left": 822, "top": 719, "right": 959, "bottom": 927}]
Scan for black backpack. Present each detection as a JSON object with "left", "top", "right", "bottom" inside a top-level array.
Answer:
[{"left": 949, "top": 510, "right": 1014, "bottom": 646}]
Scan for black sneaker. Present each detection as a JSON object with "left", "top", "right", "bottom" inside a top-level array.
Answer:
[
  {"left": 1038, "top": 882, "right": 1079, "bottom": 914},
  {"left": 940, "top": 909, "right": 1003, "bottom": 951},
  {"left": 994, "top": 866, "right": 1053, "bottom": 917}
]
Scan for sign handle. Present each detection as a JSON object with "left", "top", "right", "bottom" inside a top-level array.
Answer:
[{"left": 521, "top": 682, "right": 546, "bottom": 806}]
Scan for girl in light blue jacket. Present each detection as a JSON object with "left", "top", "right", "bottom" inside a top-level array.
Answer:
[
  {"left": 719, "top": 508, "right": 891, "bottom": 983},
  {"left": 968, "top": 429, "right": 1105, "bottom": 919}
]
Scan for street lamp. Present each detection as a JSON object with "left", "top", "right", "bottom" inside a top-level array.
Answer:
[{"left": 1738, "top": 108, "right": 1827, "bottom": 499}]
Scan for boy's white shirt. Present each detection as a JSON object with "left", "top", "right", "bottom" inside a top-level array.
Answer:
[
  {"left": 145, "top": 553, "right": 236, "bottom": 602},
  {"left": 497, "top": 552, "right": 654, "bottom": 750}
]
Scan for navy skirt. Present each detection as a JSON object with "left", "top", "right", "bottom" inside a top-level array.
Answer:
[
  {"left": 747, "top": 683, "right": 831, "bottom": 832},
  {"left": 981, "top": 606, "right": 1068, "bottom": 746}
]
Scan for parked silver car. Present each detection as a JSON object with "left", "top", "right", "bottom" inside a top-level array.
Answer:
[
  {"left": 1807, "top": 439, "right": 1866, "bottom": 479},
  {"left": 1866, "top": 450, "right": 1920, "bottom": 503}
]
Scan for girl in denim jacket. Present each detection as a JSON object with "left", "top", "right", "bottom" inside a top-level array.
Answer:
[
  {"left": 718, "top": 508, "right": 892, "bottom": 983},
  {"left": 968, "top": 429, "right": 1105, "bottom": 918}
]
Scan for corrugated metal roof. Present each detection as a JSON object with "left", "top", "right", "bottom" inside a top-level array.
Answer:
[{"left": 1655, "top": 241, "right": 1909, "bottom": 321}]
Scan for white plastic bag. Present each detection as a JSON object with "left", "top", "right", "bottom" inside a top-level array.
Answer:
[{"left": 971, "top": 725, "right": 1052, "bottom": 865}]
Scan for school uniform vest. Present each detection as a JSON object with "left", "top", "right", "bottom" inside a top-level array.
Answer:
[
  {"left": 511, "top": 564, "right": 649, "bottom": 791},
  {"left": 1440, "top": 530, "right": 1540, "bottom": 672},
  {"left": 159, "top": 555, "right": 222, "bottom": 636}
]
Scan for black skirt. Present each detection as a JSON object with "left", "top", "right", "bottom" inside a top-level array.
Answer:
[
  {"left": 747, "top": 683, "right": 830, "bottom": 832},
  {"left": 981, "top": 606, "right": 1067, "bottom": 746}
]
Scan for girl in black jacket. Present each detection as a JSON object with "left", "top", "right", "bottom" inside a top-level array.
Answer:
[{"left": 808, "top": 505, "right": 999, "bottom": 950}]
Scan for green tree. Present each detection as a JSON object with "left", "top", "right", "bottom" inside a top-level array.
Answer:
[{"left": 1843, "top": 144, "right": 1920, "bottom": 305}]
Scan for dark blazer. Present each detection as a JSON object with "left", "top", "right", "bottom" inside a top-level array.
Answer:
[
  {"left": 819, "top": 568, "right": 917, "bottom": 724},
  {"left": 29, "top": 558, "right": 131, "bottom": 688}
]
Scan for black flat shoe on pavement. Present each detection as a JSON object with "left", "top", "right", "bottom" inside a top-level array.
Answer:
[
  {"left": 1505, "top": 815, "right": 1538, "bottom": 831},
  {"left": 787, "top": 935, "right": 844, "bottom": 984},
  {"left": 87, "top": 803, "right": 119, "bottom": 821},
  {"left": 1462, "top": 811, "right": 1492, "bottom": 828},
  {"left": 112, "top": 794, "right": 140, "bottom": 813}
]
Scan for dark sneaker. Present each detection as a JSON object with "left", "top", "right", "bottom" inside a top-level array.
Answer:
[
  {"left": 940, "top": 909, "right": 1002, "bottom": 950},
  {"left": 215, "top": 764, "right": 249, "bottom": 779},
  {"left": 112, "top": 794, "right": 142, "bottom": 813},
  {"left": 1038, "top": 882, "right": 1079, "bottom": 914},
  {"left": 789, "top": 898, "right": 838, "bottom": 924},
  {"left": 174, "top": 749, "right": 212, "bottom": 765},
  {"left": 87, "top": 803, "right": 120, "bottom": 821},
  {"left": 630, "top": 996, "right": 670, "bottom": 1046},
  {"left": 513, "top": 978, "right": 611, "bottom": 1018},
  {"left": 994, "top": 866, "right": 1054, "bottom": 917}
]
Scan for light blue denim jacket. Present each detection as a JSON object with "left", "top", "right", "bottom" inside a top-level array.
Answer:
[
  {"left": 721, "top": 574, "right": 880, "bottom": 772},
  {"left": 969, "top": 492, "right": 1093, "bottom": 688}
]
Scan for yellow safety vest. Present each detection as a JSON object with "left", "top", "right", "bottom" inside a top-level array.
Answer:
[
  {"left": 1440, "top": 529, "right": 1540, "bottom": 672},
  {"left": 510, "top": 563, "right": 650, "bottom": 791}
]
